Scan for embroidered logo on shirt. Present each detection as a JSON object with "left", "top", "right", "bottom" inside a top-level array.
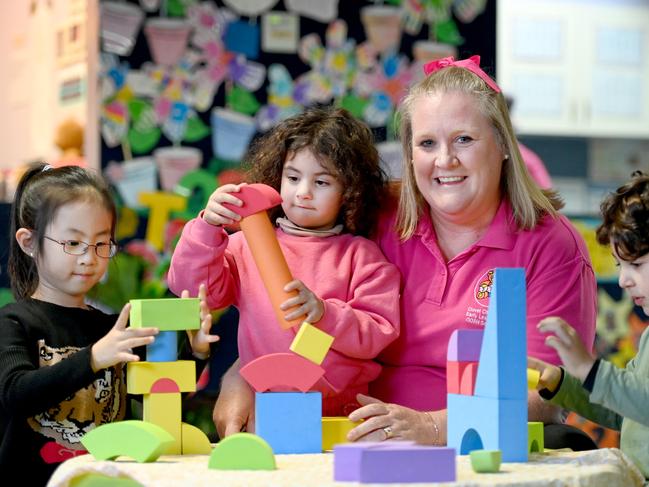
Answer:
[{"left": 474, "top": 269, "right": 494, "bottom": 306}]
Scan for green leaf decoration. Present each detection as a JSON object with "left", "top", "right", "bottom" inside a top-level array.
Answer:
[
  {"left": 182, "top": 115, "right": 211, "bottom": 143},
  {"left": 167, "top": 0, "right": 196, "bottom": 17},
  {"left": 341, "top": 95, "right": 369, "bottom": 119},
  {"left": 127, "top": 99, "right": 151, "bottom": 122},
  {"left": 226, "top": 86, "right": 261, "bottom": 116},
  {"left": 435, "top": 19, "right": 464, "bottom": 46},
  {"left": 128, "top": 126, "right": 162, "bottom": 155}
]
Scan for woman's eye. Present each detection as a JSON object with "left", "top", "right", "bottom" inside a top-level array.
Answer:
[
  {"left": 457, "top": 135, "right": 473, "bottom": 143},
  {"left": 420, "top": 139, "right": 434, "bottom": 147},
  {"left": 67, "top": 241, "right": 81, "bottom": 247}
]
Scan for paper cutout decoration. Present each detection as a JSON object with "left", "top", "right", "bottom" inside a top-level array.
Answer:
[
  {"left": 211, "top": 108, "right": 257, "bottom": 161},
  {"left": 262, "top": 12, "right": 299, "bottom": 53},
  {"left": 297, "top": 20, "right": 356, "bottom": 104},
  {"left": 144, "top": 18, "right": 191, "bottom": 66},
  {"left": 101, "top": 100, "right": 129, "bottom": 148},
  {"left": 100, "top": 2, "right": 144, "bottom": 56},
  {"left": 153, "top": 146, "right": 202, "bottom": 192},
  {"left": 174, "top": 169, "right": 219, "bottom": 220},
  {"left": 222, "top": 0, "right": 279, "bottom": 17},
  {"left": 138, "top": 192, "right": 188, "bottom": 252},
  {"left": 360, "top": 5, "right": 403, "bottom": 55},
  {"left": 106, "top": 157, "right": 158, "bottom": 209},
  {"left": 227, "top": 86, "right": 262, "bottom": 116},
  {"left": 435, "top": 18, "right": 464, "bottom": 46},
  {"left": 182, "top": 114, "right": 211, "bottom": 143},
  {"left": 256, "top": 64, "right": 305, "bottom": 131},
  {"left": 285, "top": 0, "right": 338, "bottom": 23},
  {"left": 225, "top": 20, "right": 260, "bottom": 60}
]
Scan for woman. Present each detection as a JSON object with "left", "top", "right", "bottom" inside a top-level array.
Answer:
[{"left": 212, "top": 56, "right": 597, "bottom": 446}]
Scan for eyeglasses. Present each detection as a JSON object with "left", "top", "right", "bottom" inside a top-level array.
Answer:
[{"left": 44, "top": 236, "right": 118, "bottom": 258}]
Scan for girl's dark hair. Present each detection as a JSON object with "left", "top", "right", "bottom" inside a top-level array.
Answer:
[
  {"left": 244, "top": 106, "right": 387, "bottom": 237},
  {"left": 596, "top": 171, "right": 649, "bottom": 261},
  {"left": 9, "top": 163, "right": 117, "bottom": 300}
]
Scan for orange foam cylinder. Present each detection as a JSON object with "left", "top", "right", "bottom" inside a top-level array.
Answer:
[{"left": 240, "top": 212, "right": 304, "bottom": 329}]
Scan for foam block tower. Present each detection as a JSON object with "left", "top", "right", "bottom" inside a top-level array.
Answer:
[{"left": 447, "top": 268, "right": 529, "bottom": 462}]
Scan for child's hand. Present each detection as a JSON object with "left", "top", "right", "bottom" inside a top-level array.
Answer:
[
  {"left": 538, "top": 317, "right": 595, "bottom": 382},
  {"left": 91, "top": 304, "right": 158, "bottom": 372},
  {"left": 183, "top": 284, "right": 220, "bottom": 357},
  {"left": 527, "top": 356, "right": 562, "bottom": 393},
  {"left": 280, "top": 279, "right": 324, "bottom": 323},
  {"left": 203, "top": 183, "right": 247, "bottom": 226}
]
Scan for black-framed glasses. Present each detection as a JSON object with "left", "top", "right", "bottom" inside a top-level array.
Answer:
[{"left": 43, "top": 236, "right": 118, "bottom": 258}]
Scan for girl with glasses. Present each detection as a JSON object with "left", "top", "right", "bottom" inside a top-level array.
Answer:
[{"left": 0, "top": 163, "right": 215, "bottom": 485}]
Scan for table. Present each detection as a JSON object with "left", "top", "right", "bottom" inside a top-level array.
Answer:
[{"left": 47, "top": 448, "right": 645, "bottom": 487}]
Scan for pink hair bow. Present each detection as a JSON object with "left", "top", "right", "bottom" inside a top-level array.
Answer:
[{"left": 423, "top": 55, "right": 501, "bottom": 93}]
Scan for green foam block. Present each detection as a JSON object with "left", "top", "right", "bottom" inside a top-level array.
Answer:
[
  {"left": 130, "top": 298, "right": 200, "bottom": 331},
  {"left": 209, "top": 433, "right": 276, "bottom": 470},
  {"left": 470, "top": 449, "right": 502, "bottom": 473},
  {"left": 81, "top": 420, "right": 175, "bottom": 463}
]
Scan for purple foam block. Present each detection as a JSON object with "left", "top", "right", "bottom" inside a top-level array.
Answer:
[
  {"left": 360, "top": 445, "right": 456, "bottom": 483},
  {"left": 447, "top": 328, "right": 484, "bottom": 362},
  {"left": 333, "top": 441, "right": 416, "bottom": 481}
]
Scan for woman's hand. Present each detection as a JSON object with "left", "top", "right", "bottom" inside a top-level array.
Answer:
[
  {"left": 91, "top": 304, "right": 158, "bottom": 372},
  {"left": 182, "top": 284, "right": 220, "bottom": 357},
  {"left": 203, "top": 183, "right": 247, "bottom": 227},
  {"left": 527, "top": 356, "right": 562, "bottom": 393},
  {"left": 213, "top": 359, "right": 256, "bottom": 439},
  {"left": 280, "top": 279, "right": 324, "bottom": 323},
  {"left": 538, "top": 317, "right": 595, "bottom": 382},
  {"left": 347, "top": 394, "right": 445, "bottom": 445}
]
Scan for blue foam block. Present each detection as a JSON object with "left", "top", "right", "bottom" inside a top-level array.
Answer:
[
  {"left": 447, "top": 393, "right": 528, "bottom": 462},
  {"left": 474, "top": 268, "right": 527, "bottom": 400},
  {"left": 146, "top": 330, "right": 177, "bottom": 362},
  {"left": 255, "top": 392, "right": 322, "bottom": 454}
]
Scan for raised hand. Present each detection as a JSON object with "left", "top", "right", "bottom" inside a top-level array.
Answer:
[
  {"left": 203, "top": 183, "right": 247, "bottom": 227},
  {"left": 183, "top": 284, "right": 220, "bottom": 357},
  {"left": 538, "top": 317, "right": 595, "bottom": 382},
  {"left": 280, "top": 279, "right": 324, "bottom": 323},
  {"left": 90, "top": 303, "right": 158, "bottom": 372}
]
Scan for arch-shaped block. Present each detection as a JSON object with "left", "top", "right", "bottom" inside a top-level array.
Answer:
[
  {"left": 81, "top": 420, "right": 174, "bottom": 463},
  {"left": 240, "top": 352, "right": 325, "bottom": 392},
  {"left": 151, "top": 378, "right": 180, "bottom": 393},
  {"left": 208, "top": 432, "right": 276, "bottom": 470},
  {"left": 447, "top": 329, "right": 483, "bottom": 362},
  {"left": 528, "top": 421, "right": 544, "bottom": 453},
  {"left": 181, "top": 422, "right": 212, "bottom": 454}
]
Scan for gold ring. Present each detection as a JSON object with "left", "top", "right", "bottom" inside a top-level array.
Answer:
[{"left": 383, "top": 426, "right": 393, "bottom": 439}]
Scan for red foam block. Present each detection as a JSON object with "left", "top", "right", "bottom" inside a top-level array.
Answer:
[{"left": 240, "top": 352, "right": 325, "bottom": 392}]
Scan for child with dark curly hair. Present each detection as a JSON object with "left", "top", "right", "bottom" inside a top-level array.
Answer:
[
  {"left": 168, "top": 106, "right": 400, "bottom": 420},
  {"left": 529, "top": 171, "right": 649, "bottom": 477}
]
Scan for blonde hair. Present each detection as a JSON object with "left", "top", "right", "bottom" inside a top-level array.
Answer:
[{"left": 395, "top": 66, "right": 562, "bottom": 240}]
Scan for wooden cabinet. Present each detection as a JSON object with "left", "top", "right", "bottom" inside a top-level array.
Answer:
[{"left": 497, "top": 0, "right": 649, "bottom": 138}]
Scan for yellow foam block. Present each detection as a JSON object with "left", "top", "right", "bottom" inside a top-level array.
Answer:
[
  {"left": 144, "top": 392, "right": 182, "bottom": 455},
  {"left": 527, "top": 368, "right": 540, "bottom": 389},
  {"left": 289, "top": 322, "right": 334, "bottom": 365},
  {"left": 138, "top": 191, "right": 187, "bottom": 251},
  {"left": 181, "top": 422, "right": 212, "bottom": 454},
  {"left": 127, "top": 361, "right": 196, "bottom": 394},
  {"left": 322, "top": 416, "right": 361, "bottom": 451}
]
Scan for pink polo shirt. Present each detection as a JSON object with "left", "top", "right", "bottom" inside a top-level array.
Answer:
[{"left": 370, "top": 198, "right": 597, "bottom": 411}]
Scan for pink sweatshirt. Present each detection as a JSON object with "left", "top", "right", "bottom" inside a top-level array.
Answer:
[
  {"left": 168, "top": 217, "right": 401, "bottom": 416},
  {"left": 370, "top": 199, "right": 597, "bottom": 412}
]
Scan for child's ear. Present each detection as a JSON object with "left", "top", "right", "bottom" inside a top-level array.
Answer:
[{"left": 15, "top": 228, "right": 36, "bottom": 257}]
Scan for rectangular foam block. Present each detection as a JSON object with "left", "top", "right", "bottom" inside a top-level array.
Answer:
[
  {"left": 130, "top": 298, "right": 200, "bottom": 331},
  {"left": 143, "top": 392, "right": 182, "bottom": 454},
  {"left": 447, "top": 361, "right": 478, "bottom": 395},
  {"left": 447, "top": 393, "right": 528, "bottom": 462},
  {"left": 447, "top": 329, "right": 484, "bottom": 362},
  {"left": 322, "top": 417, "right": 360, "bottom": 451},
  {"left": 528, "top": 421, "right": 544, "bottom": 453},
  {"left": 255, "top": 392, "right": 321, "bottom": 454},
  {"left": 127, "top": 361, "right": 196, "bottom": 394},
  {"left": 146, "top": 330, "right": 177, "bottom": 362},
  {"left": 333, "top": 442, "right": 455, "bottom": 483}
]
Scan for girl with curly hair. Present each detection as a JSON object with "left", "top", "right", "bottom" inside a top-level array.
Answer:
[{"left": 168, "top": 106, "right": 400, "bottom": 422}]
